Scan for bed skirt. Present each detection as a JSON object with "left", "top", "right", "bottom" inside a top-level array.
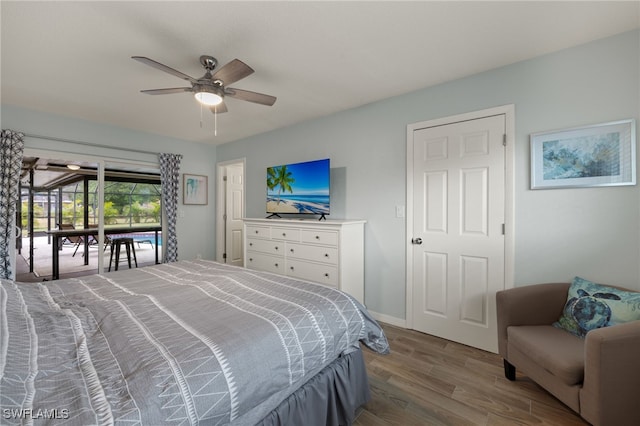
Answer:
[{"left": 257, "top": 348, "right": 370, "bottom": 426}]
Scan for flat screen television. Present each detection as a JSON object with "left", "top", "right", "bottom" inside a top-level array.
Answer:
[{"left": 267, "top": 158, "right": 330, "bottom": 219}]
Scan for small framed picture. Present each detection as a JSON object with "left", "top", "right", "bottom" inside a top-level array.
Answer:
[
  {"left": 183, "top": 174, "right": 208, "bottom": 205},
  {"left": 530, "top": 119, "right": 636, "bottom": 189}
]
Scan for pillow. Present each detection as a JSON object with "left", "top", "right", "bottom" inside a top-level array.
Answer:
[{"left": 553, "top": 276, "right": 640, "bottom": 338}]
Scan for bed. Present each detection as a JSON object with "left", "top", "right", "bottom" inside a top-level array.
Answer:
[{"left": 0, "top": 260, "right": 389, "bottom": 425}]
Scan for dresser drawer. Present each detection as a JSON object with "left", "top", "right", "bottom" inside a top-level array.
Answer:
[
  {"left": 245, "top": 253, "right": 284, "bottom": 274},
  {"left": 271, "top": 227, "right": 300, "bottom": 241},
  {"left": 246, "top": 225, "right": 271, "bottom": 239},
  {"left": 286, "top": 242, "right": 338, "bottom": 265},
  {"left": 246, "top": 238, "right": 284, "bottom": 255},
  {"left": 285, "top": 259, "right": 338, "bottom": 288},
  {"left": 286, "top": 259, "right": 338, "bottom": 288},
  {"left": 300, "top": 229, "right": 338, "bottom": 246}
]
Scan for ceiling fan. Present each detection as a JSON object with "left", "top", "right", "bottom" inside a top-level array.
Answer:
[{"left": 132, "top": 55, "right": 276, "bottom": 113}]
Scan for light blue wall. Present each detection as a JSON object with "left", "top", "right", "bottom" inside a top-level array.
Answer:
[
  {"left": 1, "top": 105, "right": 218, "bottom": 261},
  {"left": 3, "top": 30, "right": 637, "bottom": 322},
  {"left": 217, "top": 30, "right": 640, "bottom": 321}
]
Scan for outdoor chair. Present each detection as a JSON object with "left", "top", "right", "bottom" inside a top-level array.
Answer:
[
  {"left": 59, "top": 223, "right": 110, "bottom": 257},
  {"left": 58, "top": 223, "right": 84, "bottom": 257},
  {"left": 87, "top": 224, "right": 111, "bottom": 250}
]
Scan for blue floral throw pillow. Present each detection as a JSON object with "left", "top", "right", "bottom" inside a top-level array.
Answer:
[{"left": 553, "top": 277, "right": 640, "bottom": 338}]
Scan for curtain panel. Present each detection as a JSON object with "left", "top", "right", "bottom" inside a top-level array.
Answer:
[
  {"left": 159, "top": 153, "right": 182, "bottom": 263},
  {"left": 0, "top": 130, "right": 25, "bottom": 279}
]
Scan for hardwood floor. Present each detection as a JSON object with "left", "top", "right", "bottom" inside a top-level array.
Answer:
[{"left": 356, "top": 323, "right": 587, "bottom": 426}]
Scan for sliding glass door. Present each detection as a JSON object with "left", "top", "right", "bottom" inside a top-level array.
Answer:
[{"left": 17, "top": 154, "right": 161, "bottom": 281}]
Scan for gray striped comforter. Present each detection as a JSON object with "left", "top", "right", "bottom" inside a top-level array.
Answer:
[{"left": 0, "top": 260, "right": 388, "bottom": 425}]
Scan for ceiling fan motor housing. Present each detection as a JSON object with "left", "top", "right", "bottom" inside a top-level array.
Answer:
[
  {"left": 199, "top": 55, "right": 218, "bottom": 71},
  {"left": 193, "top": 83, "right": 224, "bottom": 96}
]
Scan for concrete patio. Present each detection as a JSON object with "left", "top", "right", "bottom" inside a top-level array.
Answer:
[{"left": 16, "top": 234, "right": 163, "bottom": 282}]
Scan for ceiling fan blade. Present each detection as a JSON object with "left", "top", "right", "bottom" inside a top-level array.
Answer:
[
  {"left": 132, "top": 56, "right": 197, "bottom": 83},
  {"left": 225, "top": 88, "right": 276, "bottom": 106},
  {"left": 210, "top": 101, "right": 228, "bottom": 114},
  {"left": 211, "top": 59, "right": 254, "bottom": 86},
  {"left": 141, "top": 87, "right": 193, "bottom": 95}
]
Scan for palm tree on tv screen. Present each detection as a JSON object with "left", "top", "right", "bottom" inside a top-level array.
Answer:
[
  {"left": 267, "top": 167, "right": 277, "bottom": 192},
  {"left": 271, "top": 165, "right": 295, "bottom": 205}
]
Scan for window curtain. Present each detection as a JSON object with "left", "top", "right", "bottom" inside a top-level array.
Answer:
[
  {"left": 159, "top": 153, "right": 182, "bottom": 263},
  {"left": 0, "top": 130, "right": 25, "bottom": 279}
]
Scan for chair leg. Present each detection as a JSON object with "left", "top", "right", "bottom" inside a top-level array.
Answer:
[
  {"left": 109, "top": 243, "right": 120, "bottom": 272},
  {"left": 72, "top": 241, "right": 82, "bottom": 257},
  {"left": 108, "top": 242, "right": 116, "bottom": 272},
  {"left": 130, "top": 242, "right": 138, "bottom": 267},
  {"left": 115, "top": 243, "right": 121, "bottom": 271},
  {"left": 504, "top": 359, "right": 516, "bottom": 381},
  {"left": 125, "top": 242, "right": 132, "bottom": 269}
]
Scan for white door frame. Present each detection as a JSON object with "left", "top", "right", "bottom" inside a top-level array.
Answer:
[
  {"left": 215, "top": 158, "right": 246, "bottom": 263},
  {"left": 405, "top": 105, "right": 515, "bottom": 329}
]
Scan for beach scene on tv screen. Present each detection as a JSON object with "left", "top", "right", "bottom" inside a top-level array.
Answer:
[{"left": 267, "top": 159, "right": 330, "bottom": 214}]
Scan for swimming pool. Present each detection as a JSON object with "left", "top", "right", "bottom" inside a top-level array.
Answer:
[{"left": 109, "top": 232, "right": 162, "bottom": 246}]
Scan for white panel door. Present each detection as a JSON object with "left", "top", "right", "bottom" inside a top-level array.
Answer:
[
  {"left": 225, "top": 163, "right": 244, "bottom": 267},
  {"left": 412, "top": 114, "right": 505, "bottom": 353}
]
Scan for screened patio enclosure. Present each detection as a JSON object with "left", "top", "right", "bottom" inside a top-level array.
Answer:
[{"left": 17, "top": 157, "right": 163, "bottom": 281}]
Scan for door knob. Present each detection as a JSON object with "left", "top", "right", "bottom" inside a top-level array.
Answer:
[{"left": 411, "top": 237, "right": 423, "bottom": 245}]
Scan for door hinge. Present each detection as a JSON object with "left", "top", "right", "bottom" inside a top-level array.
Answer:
[
  {"left": 502, "top": 134, "right": 507, "bottom": 146},
  {"left": 502, "top": 223, "right": 505, "bottom": 235},
  {"left": 223, "top": 253, "right": 227, "bottom": 260},
  {"left": 223, "top": 176, "right": 228, "bottom": 181}
]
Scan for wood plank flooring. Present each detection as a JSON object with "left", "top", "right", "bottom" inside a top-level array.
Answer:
[{"left": 356, "top": 323, "right": 588, "bottom": 426}]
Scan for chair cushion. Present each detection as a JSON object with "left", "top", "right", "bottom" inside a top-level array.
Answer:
[
  {"left": 507, "top": 325, "right": 584, "bottom": 385},
  {"left": 553, "top": 277, "right": 640, "bottom": 338}
]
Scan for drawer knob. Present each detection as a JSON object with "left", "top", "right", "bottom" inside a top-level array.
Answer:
[
  {"left": 249, "top": 258, "right": 253, "bottom": 262},
  {"left": 282, "top": 233, "right": 286, "bottom": 237},
  {"left": 315, "top": 235, "right": 320, "bottom": 240},
  {"left": 274, "top": 263, "right": 279, "bottom": 267},
  {"left": 290, "top": 266, "right": 294, "bottom": 271},
  {"left": 290, "top": 248, "right": 294, "bottom": 253},
  {"left": 324, "top": 273, "right": 329, "bottom": 277},
  {"left": 249, "top": 242, "right": 253, "bottom": 246},
  {"left": 324, "top": 253, "right": 329, "bottom": 257},
  {"left": 255, "top": 230, "right": 259, "bottom": 234}
]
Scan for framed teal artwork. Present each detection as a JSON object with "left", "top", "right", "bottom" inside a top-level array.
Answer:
[
  {"left": 531, "top": 119, "right": 636, "bottom": 189},
  {"left": 183, "top": 173, "right": 208, "bottom": 205}
]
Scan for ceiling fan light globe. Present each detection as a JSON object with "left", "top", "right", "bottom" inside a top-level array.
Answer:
[{"left": 195, "top": 91, "right": 223, "bottom": 106}]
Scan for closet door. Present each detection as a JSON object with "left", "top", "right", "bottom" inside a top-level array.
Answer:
[{"left": 409, "top": 113, "right": 507, "bottom": 353}]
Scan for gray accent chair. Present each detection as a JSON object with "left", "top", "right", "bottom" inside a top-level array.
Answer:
[{"left": 497, "top": 282, "right": 640, "bottom": 426}]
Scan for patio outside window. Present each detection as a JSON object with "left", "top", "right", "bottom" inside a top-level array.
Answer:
[{"left": 17, "top": 160, "right": 163, "bottom": 281}]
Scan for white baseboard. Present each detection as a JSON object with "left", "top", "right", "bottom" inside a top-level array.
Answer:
[{"left": 368, "top": 310, "right": 406, "bottom": 328}]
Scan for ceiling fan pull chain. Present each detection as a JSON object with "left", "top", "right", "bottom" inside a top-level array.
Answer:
[{"left": 214, "top": 106, "right": 218, "bottom": 136}]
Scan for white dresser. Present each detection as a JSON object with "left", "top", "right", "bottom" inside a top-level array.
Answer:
[{"left": 243, "top": 218, "right": 366, "bottom": 304}]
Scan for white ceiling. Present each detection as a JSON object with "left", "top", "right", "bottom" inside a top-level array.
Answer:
[{"left": 2, "top": 1, "right": 639, "bottom": 146}]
